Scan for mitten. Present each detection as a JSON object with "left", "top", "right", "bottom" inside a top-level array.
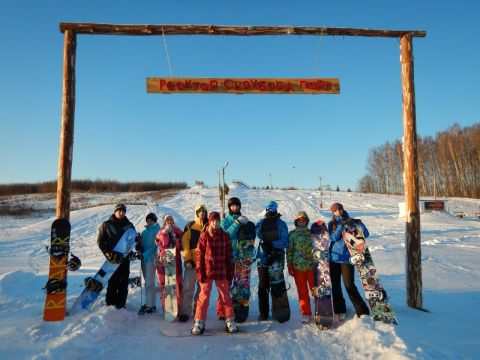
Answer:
[{"left": 105, "top": 251, "right": 124, "bottom": 264}]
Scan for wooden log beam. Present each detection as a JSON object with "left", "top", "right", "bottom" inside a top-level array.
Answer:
[
  {"left": 56, "top": 30, "right": 76, "bottom": 221},
  {"left": 59, "top": 22, "right": 426, "bottom": 38},
  {"left": 400, "top": 34, "right": 423, "bottom": 310}
]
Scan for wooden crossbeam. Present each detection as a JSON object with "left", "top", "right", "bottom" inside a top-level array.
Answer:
[{"left": 59, "top": 22, "right": 426, "bottom": 38}]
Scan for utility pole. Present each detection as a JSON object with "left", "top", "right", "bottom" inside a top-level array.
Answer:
[
  {"left": 319, "top": 177, "right": 323, "bottom": 208},
  {"left": 269, "top": 173, "right": 273, "bottom": 189},
  {"left": 221, "top": 161, "right": 229, "bottom": 216}
]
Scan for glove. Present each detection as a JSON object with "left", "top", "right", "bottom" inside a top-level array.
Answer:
[
  {"left": 184, "top": 260, "right": 195, "bottom": 269},
  {"left": 236, "top": 216, "right": 249, "bottom": 225},
  {"left": 84, "top": 277, "right": 103, "bottom": 293},
  {"left": 135, "top": 243, "right": 145, "bottom": 253},
  {"left": 104, "top": 251, "right": 124, "bottom": 264},
  {"left": 287, "top": 264, "right": 295, "bottom": 276}
]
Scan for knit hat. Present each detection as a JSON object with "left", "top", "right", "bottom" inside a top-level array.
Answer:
[
  {"left": 265, "top": 200, "right": 278, "bottom": 212},
  {"left": 208, "top": 211, "right": 221, "bottom": 222},
  {"left": 114, "top": 204, "right": 126, "bottom": 213},
  {"left": 146, "top": 212, "right": 157, "bottom": 223},
  {"left": 330, "top": 203, "right": 344, "bottom": 212},
  {"left": 163, "top": 215, "right": 174, "bottom": 227}
]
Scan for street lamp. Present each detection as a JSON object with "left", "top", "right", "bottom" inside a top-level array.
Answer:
[
  {"left": 292, "top": 166, "right": 296, "bottom": 189},
  {"left": 221, "top": 161, "right": 229, "bottom": 215},
  {"left": 269, "top": 173, "right": 272, "bottom": 189}
]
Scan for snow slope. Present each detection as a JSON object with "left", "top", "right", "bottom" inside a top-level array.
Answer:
[{"left": 0, "top": 188, "right": 479, "bottom": 360}]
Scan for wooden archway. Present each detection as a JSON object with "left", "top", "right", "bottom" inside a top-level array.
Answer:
[{"left": 57, "top": 23, "right": 426, "bottom": 310}]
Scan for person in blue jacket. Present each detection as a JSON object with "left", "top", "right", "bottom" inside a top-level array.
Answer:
[
  {"left": 328, "top": 203, "right": 370, "bottom": 320},
  {"left": 138, "top": 212, "right": 160, "bottom": 315},
  {"left": 255, "top": 200, "right": 289, "bottom": 321},
  {"left": 217, "top": 197, "right": 249, "bottom": 320}
]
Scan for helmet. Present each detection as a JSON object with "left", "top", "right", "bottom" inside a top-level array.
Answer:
[
  {"left": 227, "top": 197, "right": 241, "bottom": 210},
  {"left": 294, "top": 211, "right": 310, "bottom": 227},
  {"left": 146, "top": 212, "right": 158, "bottom": 223},
  {"left": 66, "top": 254, "right": 81, "bottom": 271},
  {"left": 265, "top": 200, "right": 278, "bottom": 212}
]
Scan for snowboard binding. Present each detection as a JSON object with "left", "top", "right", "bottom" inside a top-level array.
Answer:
[{"left": 44, "top": 278, "right": 67, "bottom": 294}]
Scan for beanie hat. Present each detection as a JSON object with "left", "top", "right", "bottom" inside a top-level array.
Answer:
[
  {"left": 146, "top": 212, "right": 158, "bottom": 223},
  {"left": 265, "top": 200, "right": 278, "bottom": 213},
  {"left": 114, "top": 204, "right": 126, "bottom": 213},
  {"left": 330, "top": 203, "right": 344, "bottom": 212},
  {"left": 208, "top": 211, "right": 221, "bottom": 222},
  {"left": 163, "top": 215, "right": 174, "bottom": 227}
]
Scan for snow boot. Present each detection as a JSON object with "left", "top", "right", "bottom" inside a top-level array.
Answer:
[
  {"left": 138, "top": 305, "right": 147, "bottom": 315},
  {"left": 146, "top": 306, "right": 156, "bottom": 314},
  {"left": 302, "top": 315, "right": 311, "bottom": 324},
  {"left": 191, "top": 319, "right": 205, "bottom": 335},
  {"left": 178, "top": 314, "right": 189, "bottom": 323},
  {"left": 225, "top": 318, "right": 238, "bottom": 333}
]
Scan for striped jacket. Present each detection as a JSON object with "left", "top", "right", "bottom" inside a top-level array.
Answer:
[{"left": 196, "top": 227, "right": 234, "bottom": 281}]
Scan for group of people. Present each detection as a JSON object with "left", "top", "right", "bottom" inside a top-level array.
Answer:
[{"left": 96, "top": 198, "right": 371, "bottom": 335}]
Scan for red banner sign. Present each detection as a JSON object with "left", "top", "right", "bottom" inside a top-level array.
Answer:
[{"left": 147, "top": 77, "right": 340, "bottom": 94}]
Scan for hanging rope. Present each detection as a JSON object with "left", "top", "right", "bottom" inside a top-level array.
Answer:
[
  {"left": 313, "top": 27, "right": 325, "bottom": 77},
  {"left": 162, "top": 27, "right": 173, "bottom": 78}
]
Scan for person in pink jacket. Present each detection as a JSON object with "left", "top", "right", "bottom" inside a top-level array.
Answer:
[{"left": 156, "top": 215, "right": 183, "bottom": 316}]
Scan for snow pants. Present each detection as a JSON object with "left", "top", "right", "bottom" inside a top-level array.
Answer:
[
  {"left": 179, "top": 267, "right": 200, "bottom": 316},
  {"left": 141, "top": 260, "right": 157, "bottom": 308},
  {"left": 292, "top": 269, "right": 314, "bottom": 316},
  {"left": 330, "top": 262, "right": 369, "bottom": 316},
  {"left": 195, "top": 278, "right": 234, "bottom": 322},
  {"left": 106, "top": 258, "right": 129, "bottom": 309}
]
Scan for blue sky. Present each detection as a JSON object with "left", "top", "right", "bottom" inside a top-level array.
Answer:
[{"left": 0, "top": 1, "right": 478, "bottom": 190}]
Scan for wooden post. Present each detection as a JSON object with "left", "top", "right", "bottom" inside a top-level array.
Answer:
[
  {"left": 56, "top": 30, "right": 76, "bottom": 221},
  {"left": 400, "top": 35, "right": 423, "bottom": 310}
]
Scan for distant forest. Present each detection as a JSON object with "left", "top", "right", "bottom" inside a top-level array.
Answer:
[
  {"left": 357, "top": 123, "right": 480, "bottom": 198},
  {"left": 0, "top": 179, "right": 188, "bottom": 196}
]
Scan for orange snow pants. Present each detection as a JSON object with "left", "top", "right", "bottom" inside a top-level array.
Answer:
[{"left": 293, "top": 269, "right": 314, "bottom": 316}]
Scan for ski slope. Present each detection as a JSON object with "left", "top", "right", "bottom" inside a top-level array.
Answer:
[{"left": 0, "top": 188, "right": 479, "bottom": 359}]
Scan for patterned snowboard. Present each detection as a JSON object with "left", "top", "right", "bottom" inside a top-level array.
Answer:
[
  {"left": 230, "top": 221, "right": 256, "bottom": 323},
  {"left": 71, "top": 227, "right": 138, "bottom": 312},
  {"left": 342, "top": 220, "right": 398, "bottom": 325},
  {"left": 162, "top": 248, "right": 178, "bottom": 322},
  {"left": 43, "top": 218, "right": 71, "bottom": 321},
  {"left": 310, "top": 220, "right": 334, "bottom": 329}
]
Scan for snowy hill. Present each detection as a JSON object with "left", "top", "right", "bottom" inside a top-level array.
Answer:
[{"left": 0, "top": 188, "right": 479, "bottom": 359}]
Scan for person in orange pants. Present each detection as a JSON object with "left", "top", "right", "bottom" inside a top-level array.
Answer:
[{"left": 287, "top": 211, "right": 315, "bottom": 323}]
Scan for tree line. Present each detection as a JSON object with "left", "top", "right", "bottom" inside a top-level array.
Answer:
[
  {"left": 0, "top": 179, "right": 187, "bottom": 196},
  {"left": 357, "top": 123, "right": 480, "bottom": 198}
]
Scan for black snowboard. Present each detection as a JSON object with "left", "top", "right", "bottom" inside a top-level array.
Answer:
[{"left": 260, "top": 217, "right": 290, "bottom": 323}]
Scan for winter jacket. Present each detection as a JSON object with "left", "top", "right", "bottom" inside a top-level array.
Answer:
[
  {"left": 156, "top": 225, "right": 183, "bottom": 272},
  {"left": 220, "top": 212, "right": 242, "bottom": 259},
  {"left": 140, "top": 223, "right": 160, "bottom": 264},
  {"left": 255, "top": 213, "right": 289, "bottom": 267},
  {"left": 181, "top": 206, "right": 208, "bottom": 265},
  {"left": 97, "top": 215, "right": 135, "bottom": 257},
  {"left": 328, "top": 210, "right": 369, "bottom": 264},
  {"left": 196, "top": 227, "right": 234, "bottom": 282},
  {"left": 287, "top": 226, "right": 314, "bottom": 272}
]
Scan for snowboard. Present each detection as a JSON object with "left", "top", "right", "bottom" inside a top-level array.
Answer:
[
  {"left": 341, "top": 220, "right": 398, "bottom": 325},
  {"left": 268, "top": 254, "right": 290, "bottom": 323},
  {"left": 159, "top": 322, "right": 270, "bottom": 337},
  {"left": 161, "top": 248, "right": 178, "bottom": 322},
  {"left": 43, "top": 218, "right": 71, "bottom": 321},
  {"left": 230, "top": 221, "right": 256, "bottom": 323},
  {"left": 310, "top": 220, "right": 334, "bottom": 330},
  {"left": 260, "top": 217, "right": 290, "bottom": 323},
  {"left": 71, "top": 227, "right": 139, "bottom": 312}
]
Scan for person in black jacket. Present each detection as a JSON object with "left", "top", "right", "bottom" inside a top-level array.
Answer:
[{"left": 97, "top": 203, "right": 135, "bottom": 309}]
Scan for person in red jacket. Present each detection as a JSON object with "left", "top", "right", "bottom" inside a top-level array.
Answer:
[{"left": 191, "top": 211, "right": 238, "bottom": 335}]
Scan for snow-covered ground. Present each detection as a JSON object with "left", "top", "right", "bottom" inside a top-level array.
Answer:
[{"left": 0, "top": 188, "right": 479, "bottom": 359}]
